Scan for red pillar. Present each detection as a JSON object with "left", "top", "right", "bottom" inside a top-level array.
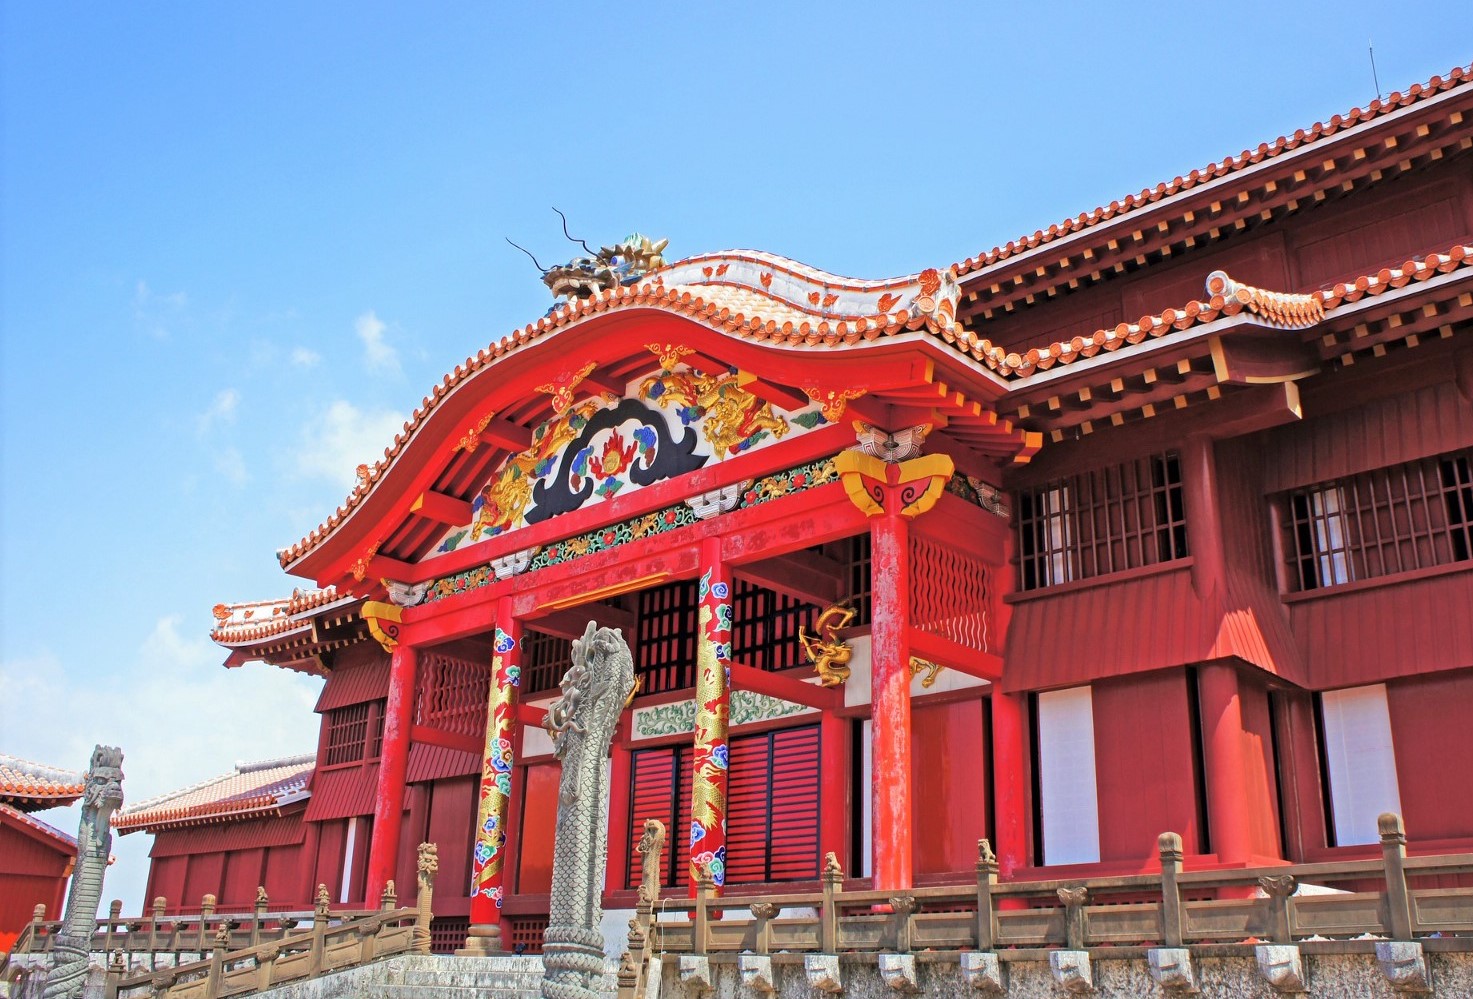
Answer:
[
  {"left": 1198, "top": 663, "right": 1252, "bottom": 865},
  {"left": 366, "top": 643, "right": 417, "bottom": 904},
  {"left": 990, "top": 691, "right": 1029, "bottom": 876},
  {"left": 460, "top": 605, "right": 523, "bottom": 952},
  {"left": 870, "top": 510, "right": 913, "bottom": 891},
  {"left": 819, "top": 710, "right": 850, "bottom": 870},
  {"left": 689, "top": 535, "right": 732, "bottom": 894}
]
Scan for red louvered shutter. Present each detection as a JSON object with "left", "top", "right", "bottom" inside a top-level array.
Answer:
[
  {"left": 671, "top": 747, "right": 694, "bottom": 890},
  {"left": 626, "top": 747, "right": 679, "bottom": 890},
  {"left": 768, "top": 725, "right": 821, "bottom": 881},
  {"left": 724, "top": 734, "right": 773, "bottom": 884}
]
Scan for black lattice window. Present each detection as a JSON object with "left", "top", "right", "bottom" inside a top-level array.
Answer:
[
  {"left": 508, "top": 916, "right": 547, "bottom": 954},
  {"left": 428, "top": 917, "right": 468, "bottom": 954},
  {"left": 1281, "top": 448, "right": 1473, "bottom": 591},
  {"left": 731, "top": 580, "right": 821, "bottom": 673},
  {"left": 1015, "top": 451, "right": 1188, "bottom": 590},
  {"left": 636, "top": 580, "right": 700, "bottom": 695},
  {"left": 836, "top": 534, "right": 872, "bottom": 626},
  {"left": 523, "top": 630, "right": 572, "bottom": 696},
  {"left": 324, "top": 703, "right": 371, "bottom": 766}
]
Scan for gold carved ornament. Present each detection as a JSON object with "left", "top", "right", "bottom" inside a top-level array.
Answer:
[
  {"left": 799, "top": 604, "right": 856, "bottom": 687},
  {"left": 535, "top": 361, "right": 598, "bottom": 416},
  {"left": 834, "top": 450, "right": 954, "bottom": 520},
  {"left": 361, "top": 600, "right": 404, "bottom": 652}
]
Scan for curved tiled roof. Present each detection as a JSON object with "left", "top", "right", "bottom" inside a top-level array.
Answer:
[
  {"left": 114, "top": 753, "right": 315, "bottom": 833},
  {"left": 990, "top": 244, "right": 1471, "bottom": 379},
  {"left": 0, "top": 753, "right": 85, "bottom": 810},
  {"left": 952, "top": 65, "right": 1471, "bottom": 277},
  {"left": 276, "top": 255, "right": 963, "bottom": 569}
]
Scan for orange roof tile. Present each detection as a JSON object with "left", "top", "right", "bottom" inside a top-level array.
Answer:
[
  {"left": 211, "top": 586, "right": 356, "bottom": 645},
  {"left": 0, "top": 754, "right": 85, "bottom": 810},
  {"left": 952, "top": 64, "right": 1471, "bottom": 278},
  {"left": 990, "top": 243, "right": 1470, "bottom": 379},
  {"left": 114, "top": 753, "right": 315, "bottom": 833}
]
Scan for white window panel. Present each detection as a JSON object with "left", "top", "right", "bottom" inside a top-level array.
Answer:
[
  {"left": 1037, "top": 686, "right": 1100, "bottom": 865},
  {"left": 1321, "top": 684, "right": 1401, "bottom": 847}
]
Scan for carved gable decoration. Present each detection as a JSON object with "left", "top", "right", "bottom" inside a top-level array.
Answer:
[{"left": 430, "top": 365, "right": 828, "bottom": 557}]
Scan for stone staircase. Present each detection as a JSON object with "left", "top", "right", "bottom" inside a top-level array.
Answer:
[{"left": 251, "top": 954, "right": 617, "bottom": 999}]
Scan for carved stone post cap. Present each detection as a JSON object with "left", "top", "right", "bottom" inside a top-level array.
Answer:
[
  {"left": 1379, "top": 812, "right": 1407, "bottom": 839},
  {"left": 109, "top": 899, "right": 123, "bottom": 916},
  {"left": 201, "top": 893, "right": 217, "bottom": 908},
  {"left": 976, "top": 838, "right": 997, "bottom": 867},
  {"left": 822, "top": 851, "right": 844, "bottom": 879},
  {"left": 1158, "top": 831, "right": 1184, "bottom": 853},
  {"left": 32, "top": 903, "right": 46, "bottom": 919},
  {"left": 152, "top": 897, "right": 166, "bottom": 913}
]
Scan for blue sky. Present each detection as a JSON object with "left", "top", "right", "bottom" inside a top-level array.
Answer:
[{"left": 3, "top": 4, "right": 1470, "bottom": 911}]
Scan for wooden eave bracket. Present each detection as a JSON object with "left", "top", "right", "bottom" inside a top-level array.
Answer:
[
  {"left": 409, "top": 490, "right": 474, "bottom": 528},
  {"left": 1208, "top": 327, "right": 1322, "bottom": 386},
  {"left": 907, "top": 628, "right": 1003, "bottom": 683}
]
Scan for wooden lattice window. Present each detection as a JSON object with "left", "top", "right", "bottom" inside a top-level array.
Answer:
[
  {"left": 1015, "top": 451, "right": 1188, "bottom": 590},
  {"left": 414, "top": 652, "right": 488, "bottom": 739},
  {"left": 523, "top": 630, "right": 572, "bottom": 696},
  {"left": 324, "top": 703, "right": 372, "bottom": 766},
  {"left": 836, "top": 534, "right": 872, "bottom": 626},
  {"left": 1281, "top": 448, "right": 1473, "bottom": 591},
  {"left": 636, "top": 580, "right": 700, "bottom": 695},
  {"left": 731, "top": 580, "right": 821, "bottom": 673}
]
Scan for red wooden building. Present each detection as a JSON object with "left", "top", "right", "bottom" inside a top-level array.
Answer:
[
  {"left": 0, "top": 755, "right": 82, "bottom": 950},
  {"left": 142, "top": 63, "right": 1473, "bottom": 953},
  {"left": 114, "top": 754, "right": 315, "bottom": 912}
]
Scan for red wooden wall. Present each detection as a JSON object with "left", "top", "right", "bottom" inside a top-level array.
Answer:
[
  {"left": 1092, "top": 672, "right": 1202, "bottom": 861},
  {"left": 911, "top": 699, "right": 988, "bottom": 875},
  {"left": 0, "top": 815, "right": 71, "bottom": 946},
  {"left": 1387, "top": 670, "right": 1473, "bottom": 843}
]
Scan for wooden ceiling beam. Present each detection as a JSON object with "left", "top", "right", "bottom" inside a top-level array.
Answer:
[{"left": 409, "top": 489, "right": 474, "bottom": 528}]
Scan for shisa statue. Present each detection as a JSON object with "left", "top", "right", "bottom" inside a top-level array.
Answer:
[
  {"left": 43, "top": 746, "right": 124, "bottom": 999},
  {"left": 541, "top": 623, "right": 635, "bottom": 999}
]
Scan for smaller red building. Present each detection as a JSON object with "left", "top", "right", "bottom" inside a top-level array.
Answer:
[
  {"left": 114, "top": 755, "right": 316, "bottom": 913},
  {"left": 0, "top": 755, "right": 82, "bottom": 950}
]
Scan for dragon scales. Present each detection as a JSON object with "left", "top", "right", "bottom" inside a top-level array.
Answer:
[
  {"left": 43, "top": 746, "right": 124, "bottom": 999},
  {"left": 541, "top": 622, "right": 635, "bottom": 999}
]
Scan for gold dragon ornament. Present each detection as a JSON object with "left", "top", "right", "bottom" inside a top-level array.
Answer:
[{"left": 799, "top": 605, "right": 856, "bottom": 687}]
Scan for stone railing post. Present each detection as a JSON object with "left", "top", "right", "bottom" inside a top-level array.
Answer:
[
  {"left": 256, "top": 944, "right": 280, "bottom": 991},
  {"left": 251, "top": 888, "right": 269, "bottom": 947},
  {"left": 147, "top": 897, "right": 165, "bottom": 969},
  {"left": 310, "top": 884, "right": 330, "bottom": 973},
  {"left": 27, "top": 903, "right": 46, "bottom": 954},
  {"left": 413, "top": 842, "right": 438, "bottom": 955},
  {"left": 749, "top": 902, "right": 778, "bottom": 956},
  {"left": 204, "top": 923, "right": 229, "bottom": 999},
  {"left": 975, "top": 839, "right": 997, "bottom": 951},
  {"left": 820, "top": 852, "right": 843, "bottom": 954},
  {"left": 1379, "top": 812, "right": 1414, "bottom": 939},
  {"left": 693, "top": 876, "right": 713, "bottom": 956},
  {"left": 1158, "top": 831, "right": 1185, "bottom": 947},
  {"left": 380, "top": 880, "right": 398, "bottom": 912},
  {"left": 889, "top": 895, "right": 918, "bottom": 953},
  {"left": 104, "top": 899, "right": 122, "bottom": 955},
  {"left": 198, "top": 894, "right": 216, "bottom": 953},
  {"left": 1258, "top": 875, "right": 1297, "bottom": 944},
  {"left": 1058, "top": 886, "right": 1088, "bottom": 950}
]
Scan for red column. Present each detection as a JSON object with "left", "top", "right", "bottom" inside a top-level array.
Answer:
[
  {"left": 870, "top": 510, "right": 913, "bottom": 891},
  {"left": 819, "top": 710, "right": 850, "bottom": 869},
  {"left": 463, "top": 606, "right": 523, "bottom": 953},
  {"left": 1198, "top": 663, "right": 1252, "bottom": 865},
  {"left": 366, "top": 643, "right": 417, "bottom": 904},
  {"left": 689, "top": 535, "right": 732, "bottom": 894},
  {"left": 990, "top": 690, "right": 1029, "bottom": 876}
]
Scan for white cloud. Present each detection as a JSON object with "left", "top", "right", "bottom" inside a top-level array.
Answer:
[
  {"left": 290, "top": 346, "right": 321, "bottom": 368},
  {"left": 214, "top": 446, "right": 249, "bottom": 485},
  {"left": 196, "top": 388, "right": 240, "bottom": 435},
  {"left": 355, "top": 310, "right": 398, "bottom": 373},
  {"left": 0, "top": 620, "right": 322, "bottom": 912},
  {"left": 293, "top": 399, "right": 406, "bottom": 490},
  {"left": 132, "top": 280, "right": 189, "bottom": 339}
]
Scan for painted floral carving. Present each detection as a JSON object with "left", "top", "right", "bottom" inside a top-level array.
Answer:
[{"left": 639, "top": 367, "right": 790, "bottom": 459}]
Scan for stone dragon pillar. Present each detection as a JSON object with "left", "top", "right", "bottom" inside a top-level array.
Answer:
[
  {"left": 43, "top": 745, "right": 124, "bottom": 999},
  {"left": 541, "top": 622, "right": 635, "bottom": 999}
]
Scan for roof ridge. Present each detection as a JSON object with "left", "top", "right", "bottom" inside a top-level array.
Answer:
[
  {"left": 952, "top": 63, "right": 1471, "bottom": 278},
  {"left": 235, "top": 752, "right": 315, "bottom": 774},
  {"left": 0, "top": 753, "right": 83, "bottom": 784}
]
